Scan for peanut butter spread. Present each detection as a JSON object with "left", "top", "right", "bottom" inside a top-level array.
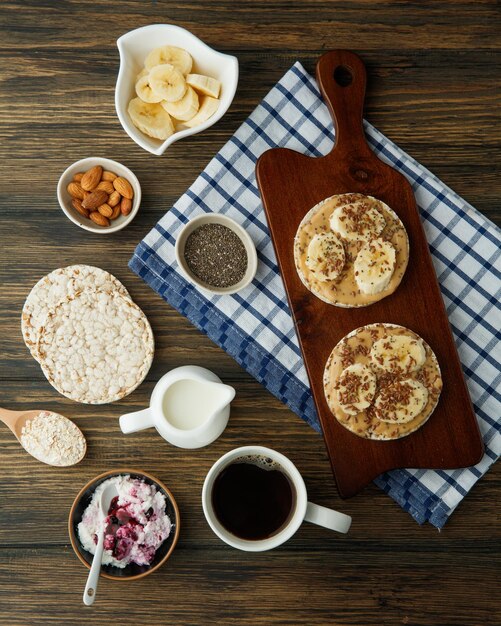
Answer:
[
  {"left": 294, "top": 193, "right": 409, "bottom": 307},
  {"left": 323, "top": 323, "right": 443, "bottom": 440}
]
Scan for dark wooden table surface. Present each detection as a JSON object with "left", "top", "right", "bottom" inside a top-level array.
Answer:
[{"left": 0, "top": 2, "right": 499, "bottom": 625}]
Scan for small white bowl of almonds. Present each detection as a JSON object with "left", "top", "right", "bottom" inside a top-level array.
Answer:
[
  {"left": 115, "top": 24, "right": 239, "bottom": 155},
  {"left": 57, "top": 157, "right": 141, "bottom": 233}
]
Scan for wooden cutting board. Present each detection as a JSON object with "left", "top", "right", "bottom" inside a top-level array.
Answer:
[{"left": 255, "top": 50, "right": 484, "bottom": 498}]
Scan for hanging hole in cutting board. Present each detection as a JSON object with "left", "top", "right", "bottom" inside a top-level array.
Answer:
[{"left": 333, "top": 65, "right": 353, "bottom": 87}]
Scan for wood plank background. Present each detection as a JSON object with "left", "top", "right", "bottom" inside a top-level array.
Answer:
[{"left": 0, "top": 1, "right": 499, "bottom": 624}]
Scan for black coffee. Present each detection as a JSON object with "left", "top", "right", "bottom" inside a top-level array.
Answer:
[{"left": 211, "top": 457, "right": 295, "bottom": 540}]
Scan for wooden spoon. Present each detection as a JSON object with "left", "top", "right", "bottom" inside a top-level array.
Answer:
[{"left": 0, "top": 407, "right": 86, "bottom": 466}]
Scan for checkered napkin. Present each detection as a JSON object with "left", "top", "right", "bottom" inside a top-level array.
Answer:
[{"left": 130, "top": 62, "right": 501, "bottom": 528}]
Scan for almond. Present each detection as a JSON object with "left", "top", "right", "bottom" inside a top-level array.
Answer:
[
  {"left": 108, "top": 190, "right": 121, "bottom": 207},
  {"left": 97, "top": 203, "right": 113, "bottom": 218},
  {"left": 81, "top": 165, "right": 103, "bottom": 191},
  {"left": 101, "top": 170, "right": 117, "bottom": 182},
  {"left": 96, "top": 180, "right": 115, "bottom": 194},
  {"left": 67, "top": 182, "right": 85, "bottom": 200},
  {"left": 110, "top": 204, "right": 121, "bottom": 220},
  {"left": 89, "top": 211, "right": 110, "bottom": 227},
  {"left": 73, "top": 172, "right": 84, "bottom": 183},
  {"left": 82, "top": 189, "right": 109, "bottom": 210},
  {"left": 72, "top": 198, "right": 89, "bottom": 218},
  {"left": 113, "top": 176, "right": 134, "bottom": 199},
  {"left": 120, "top": 197, "right": 132, "bottom": 216}
]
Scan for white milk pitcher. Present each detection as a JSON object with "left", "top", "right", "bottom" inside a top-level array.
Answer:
[{"left": 120, "top": 366, "right": 235, "bottom": 449}]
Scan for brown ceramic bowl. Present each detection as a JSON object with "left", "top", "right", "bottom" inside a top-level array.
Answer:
[{"left": 68, "top": 469, "right": 180, "bottom": 581}]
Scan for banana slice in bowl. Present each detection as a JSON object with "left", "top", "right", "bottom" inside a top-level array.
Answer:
[
  {"left": 149, "top": 64, "right": 187, "bottom": 103},
  {"left": 161, "top": 87, "right": 199, "bottom": 122},
  {"left": 186, "top": 74, "right": 221, "bottom": 98},
  {"left": 145, "top": 44, "right": 193, "bottom": 74},
  {"left": 127, "top": 99, "right": 175, "bottom": 140},
  {"left": 135, "top": 75, "right": 163, "bottom": 103},
  {"left": 183, "top": 96, "right": 220, "bottom": 129}
]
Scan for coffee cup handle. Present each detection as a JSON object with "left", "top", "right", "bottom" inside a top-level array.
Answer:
[
  {"left": 119, "top": 408, "right": 155, "bottom": 434},
  {"left": 304, "top": 502, "right": 352, "bottom": 534}
]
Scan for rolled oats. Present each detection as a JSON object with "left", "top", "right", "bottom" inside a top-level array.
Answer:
[{"left": 20, "top": 410, "right": 86, "bottom": 466}]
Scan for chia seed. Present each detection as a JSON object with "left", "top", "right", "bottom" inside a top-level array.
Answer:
[{"left": 184, "top": 223, "right": 248, "bottom": 288}]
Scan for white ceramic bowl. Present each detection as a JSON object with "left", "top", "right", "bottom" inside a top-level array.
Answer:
[
  {"left": 115, "top": 24, "right": 239, "bottom": 156},
  {"left": 57, "top": 157, "right": 141, "bottom": 234},
  {"left": 175, "top": 214, "right": 258, "bottom": 295}
]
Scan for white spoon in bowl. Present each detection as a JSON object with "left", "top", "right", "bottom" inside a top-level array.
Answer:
[{"left": 83, "top": 483, "right": 119, "bottom": 606}]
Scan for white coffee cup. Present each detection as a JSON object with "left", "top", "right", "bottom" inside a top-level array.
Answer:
[{"left": 202, "top": 446, "right": 352, "bottom": 551}]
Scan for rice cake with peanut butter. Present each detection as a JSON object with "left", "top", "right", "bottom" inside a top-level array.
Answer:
[
  {"left": 294, "top": 193, "right": 409, "bottom": 307},
  {"left": 323, "top": 323, "right": 442, "bottom": 440}
]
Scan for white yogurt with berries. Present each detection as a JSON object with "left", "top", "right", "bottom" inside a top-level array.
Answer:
[{"left": 78, "top": 475, "right": 173, "bottom": 568}]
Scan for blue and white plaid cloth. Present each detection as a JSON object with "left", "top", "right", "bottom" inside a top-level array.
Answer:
[{"left": 130, "top": 63, "right": 501, "bottom": 528}]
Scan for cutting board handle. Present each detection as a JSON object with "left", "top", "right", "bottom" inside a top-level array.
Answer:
[{"left": 316, "top": 50, "right": 372, "bottom": 157}]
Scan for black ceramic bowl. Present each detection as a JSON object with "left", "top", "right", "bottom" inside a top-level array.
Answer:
[{"left": 69, "top": 469, "right": 180, "bottom": 580}]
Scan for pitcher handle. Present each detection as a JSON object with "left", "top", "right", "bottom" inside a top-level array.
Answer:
[
  {"left": 119, "top": 408, "right": 155, "bottom": 434},
  {"left": 304, "top": 502, "right": 352, "bottom": 534}
]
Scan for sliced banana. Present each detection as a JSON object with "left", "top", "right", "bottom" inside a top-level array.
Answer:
[
  {"left": 186, "top": 73, "right": 221, "bottom": 98},
  {"left": 330, "top": 201, "right": 386, "bottom": 242},
  {"left": 371, "top": 334, "right": 426, "bottom": 374},
  {"left": 149, "top": 64, "right": 187, "bottom": 103},
  {"left": 145, "top": 45, "right": 193, "bottom": 75},
  {"left": 374, "top": 379, "right": 428, "bottom": 423},
  {"left": 128, "top": 98, "right": 175, "bottom": 140},
  {"left": 305, "top": 232, "right": 345, "bottom": 282},
  {"left": 183, "top": 96, "right": 220, "bottom": 128},
  {"left": 354, "top": 238, "right": 396, "bottom": 295},
  {"left": 135, "top": 75, "right": 163, "bottom": 103},
  {"left": 136, "top": 68, "right": 149, "bottom": 80},
  {"left": 335, "top": 363, "right": 377, "bottom": 415},
  {"left": 161, "top": 86, "right": 199, "bottom": 121}
]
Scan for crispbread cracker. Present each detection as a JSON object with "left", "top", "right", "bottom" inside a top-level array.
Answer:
[
  {"left": 37, "top": 290, "right": 154, "bottom": 404},
  {"left": 294, "top": 194, "right": 409, "bottom": 307},
  {"left": 22, "top": 265, "right": 128, "bottom": 361},
  {"left": 323, "top": 323, "right": 442, "bottom": 440}
]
